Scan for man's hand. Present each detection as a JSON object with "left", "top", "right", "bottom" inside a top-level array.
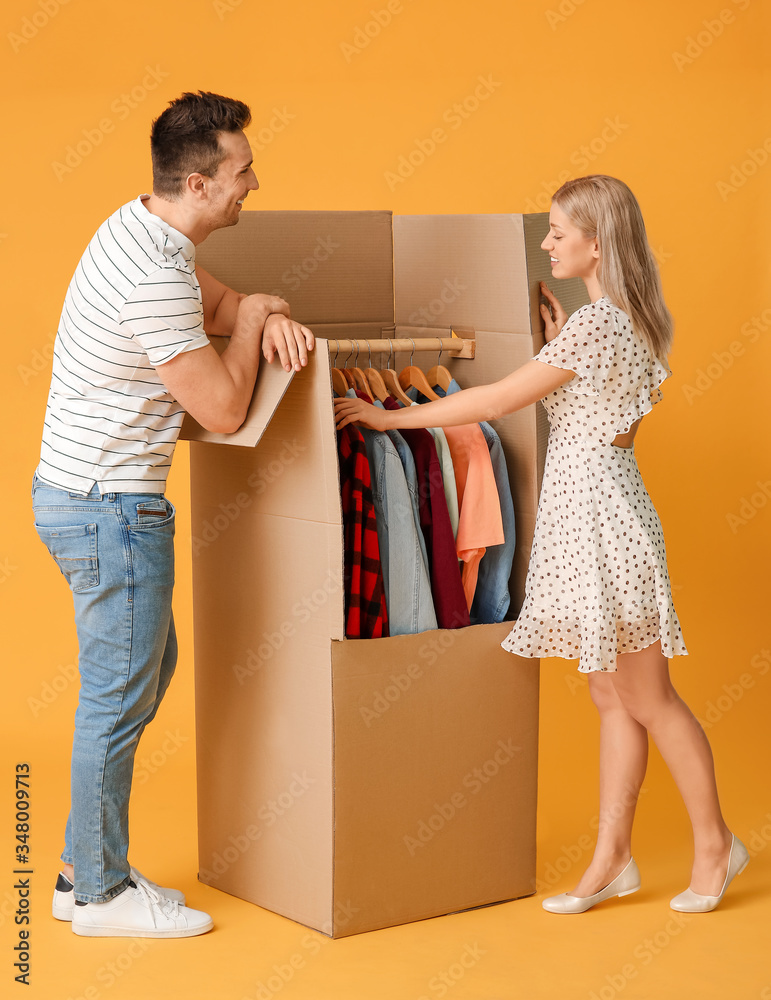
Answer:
[
  {"left": 236, "top": 293, "right": 292, "bottom": 334},
  {"left": 334, "top": 395, "right": 387, "bottom": 432},
  {"left": 262, "top": 313, "right": 315, "bottom": 372},
  {"left": 539, "top": 281, "right": 568, "bottom": 342}
]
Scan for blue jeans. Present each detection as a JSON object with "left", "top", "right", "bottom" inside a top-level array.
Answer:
[{"left": 31, "top": 473, "right": 177, "bottom": 903}]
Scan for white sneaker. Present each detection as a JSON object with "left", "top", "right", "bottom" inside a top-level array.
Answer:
[
  {"left": 53, "top": 868, "right": 185, "bottom": 921},
  {"left": 71, "top": 880, "right": 213, "bottom": 938}
]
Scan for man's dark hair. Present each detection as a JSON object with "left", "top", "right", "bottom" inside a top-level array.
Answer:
[{"left": 150, "top": 91, "right": 252, "bottom": 200}]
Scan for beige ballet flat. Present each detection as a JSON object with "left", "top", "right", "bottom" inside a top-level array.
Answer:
[
  {"left": 670, "top": 834, "right": 749, "bottom": 912},
  {"left": 542, "top": 857, "right": 640, "bottom": 913}
]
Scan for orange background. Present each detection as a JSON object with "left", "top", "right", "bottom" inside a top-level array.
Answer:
[{"left": 1, "top": 0, "right": 769, "bottom": 997}]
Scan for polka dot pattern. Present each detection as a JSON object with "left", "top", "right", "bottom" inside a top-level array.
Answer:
[{"left": 501, "top": 296, "right": 688, "bottom": 673}]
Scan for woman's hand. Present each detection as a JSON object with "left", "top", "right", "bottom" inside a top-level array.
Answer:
[
  {"left": 539, "top": 281, "right": 568, "bottom": 342},
  {"left": 334, "top": 395, "right": 388, "bottom": 433}
]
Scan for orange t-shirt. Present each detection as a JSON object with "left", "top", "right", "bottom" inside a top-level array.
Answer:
[{"left": 441, "top": 423, "right": 504, "bottom": 609}]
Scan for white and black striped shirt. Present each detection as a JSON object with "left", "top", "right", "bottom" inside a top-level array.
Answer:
[{"left": 36, "top": 194, "right": 209, "bottom": 493}]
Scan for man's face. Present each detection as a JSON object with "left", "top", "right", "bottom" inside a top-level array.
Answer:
[{"left": 203, "top": 130, "right": 259, "bottom": 229}]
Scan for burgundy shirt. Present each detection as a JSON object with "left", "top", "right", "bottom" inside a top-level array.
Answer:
[{"left": 383, "top": 396, "right": 469, "bottom": 629}]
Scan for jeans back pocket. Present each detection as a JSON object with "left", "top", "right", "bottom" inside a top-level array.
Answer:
[{"left": 35, "top": 523, "right": 99, "bottom": 593}]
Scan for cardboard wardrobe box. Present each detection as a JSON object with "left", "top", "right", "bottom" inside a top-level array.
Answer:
[{"left": 180, "top": 210, "right": 590, "bottom": 938}]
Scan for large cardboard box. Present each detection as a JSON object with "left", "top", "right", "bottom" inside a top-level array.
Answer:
[{"left": 180, "top": 211, "right": 589, "bottom": 937}]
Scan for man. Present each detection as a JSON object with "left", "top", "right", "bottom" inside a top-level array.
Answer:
[{"left": 32, "top": 91, "right": 314, "bottom": 938}]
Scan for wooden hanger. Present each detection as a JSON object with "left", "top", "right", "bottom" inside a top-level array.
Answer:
[
  {"left": 399, "top": 339, "right": 442, "bottom": 402},
  {"left": 381, "top": 367, "right": 414, "bottom": 406},
  {"left": 365, "top": 367, "right": 390, "bottom": 403},
  {"left": 349, "top": 367, "right": 371, "bottom": 396},
  {"left": 426, "top": 340, "right": 453, "bottom": 392},
  {"left": 427, "top": 365, "right": 453, "bottom": 391},
  {"left": 399, "top": 365, "right": 441, "bottom": 402},
  {"left": 331, "top": 368, "right": 349, "bottom": 397}
]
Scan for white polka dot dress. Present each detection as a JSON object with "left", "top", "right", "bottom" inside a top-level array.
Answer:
[{"left": 501, "top": 296, "right": 688, "bottom": 673}]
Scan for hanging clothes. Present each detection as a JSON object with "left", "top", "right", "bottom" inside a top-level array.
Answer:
[
  {"left": 349, "top": 389, "right": 437, "bottom": 635},
  {"left": 382, "top": 396, "right": 470, "bottom": 630},
  {"left": 407, "top": 387, "right": 504, "bottom": 612},
  {"left": 374, "top": 401, "right": 432, "bottom": 576},
  {"left": 337, "top": 421, "right": 389, "bottom": 639},
  {"left": 425, "top": 423, "right": 460, "bottom": 540},
  {"left": 435, "top": 379, "right": 516, "bottom": 624},
  {"left": 404, "top": 391, "right": 459, "bottom": 539}
]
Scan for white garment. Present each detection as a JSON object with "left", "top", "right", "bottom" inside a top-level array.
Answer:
[
  {"left": 501, "top": 296, "right": 687, "bottom": 673},
  {"left": 37, "top": 194, "right": 209, "bottom": 494}
]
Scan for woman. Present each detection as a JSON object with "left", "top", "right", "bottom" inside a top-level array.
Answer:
[{"left": 334, "top": 175, "right": 748, "bottom": 914}]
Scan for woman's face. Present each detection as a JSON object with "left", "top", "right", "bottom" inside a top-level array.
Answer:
[{"left": 541, "top": 202, "right": 599, "bottom": 282}]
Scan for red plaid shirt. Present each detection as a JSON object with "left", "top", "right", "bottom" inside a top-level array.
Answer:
[{"left": 338, "top": 425, "right": 389, "bottom": 639}]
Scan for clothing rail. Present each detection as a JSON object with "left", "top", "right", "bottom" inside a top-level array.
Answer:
[{"left": 328, "top": 337, "right": 475, "bottom": 360}]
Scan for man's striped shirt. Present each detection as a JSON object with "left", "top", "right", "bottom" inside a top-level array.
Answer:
[{"left": 36, "top": 194, "right": 210, "bottom": 493}]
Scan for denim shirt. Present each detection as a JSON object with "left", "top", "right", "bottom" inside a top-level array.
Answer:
[
  {"left": 349, "top": 391, "right": 438, "bottom": 634},
  {"left": 403, "top": 392, "right": 460, "bottom": 539},
  {"left": 435, "top": 380, "right": 517, "bottom": 624}
]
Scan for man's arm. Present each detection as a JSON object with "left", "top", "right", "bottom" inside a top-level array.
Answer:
[
  {"left": 157, "top": 294, "right": 313, "bottom": 434},
  {"left": 197, "top": 265, "right": 291, "bottom": 337}
]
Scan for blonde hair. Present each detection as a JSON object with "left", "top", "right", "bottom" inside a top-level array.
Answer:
[{"left": 552, "top": 175, "right": 673, "bottom": 361}]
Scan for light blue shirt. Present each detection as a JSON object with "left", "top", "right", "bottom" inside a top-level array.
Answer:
[{"left": 349, "top": 391, "right": 437, "bottom": 634}]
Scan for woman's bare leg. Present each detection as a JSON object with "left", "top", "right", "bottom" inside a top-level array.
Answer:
[
  {"left": 568, "top": 672, "right": 649, "bottom": 896},
  {"left": 610, "top": 641, "right": 732, "bottom": 895}
]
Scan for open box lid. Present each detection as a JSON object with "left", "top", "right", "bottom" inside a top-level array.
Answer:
[
  {"left": 179, "top": 353, "right": 295, "bottom": 449},
  {"left": 180, "top": 209, "right": 394, "bottom": 448}
]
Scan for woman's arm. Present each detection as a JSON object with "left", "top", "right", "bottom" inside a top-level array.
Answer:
[{"left": 334, "top": 359, "right": 576, "bottom": 433}]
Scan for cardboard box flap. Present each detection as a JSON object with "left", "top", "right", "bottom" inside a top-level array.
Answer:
[
  {"left": 394, "top": 214, "right": 530, "bottom": 334},
  {"left": 180, "top": 355, "right": 295, "bottom": 449},
  {"left": 195, "top": 210, "right": 395, "bottom": 326}
]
